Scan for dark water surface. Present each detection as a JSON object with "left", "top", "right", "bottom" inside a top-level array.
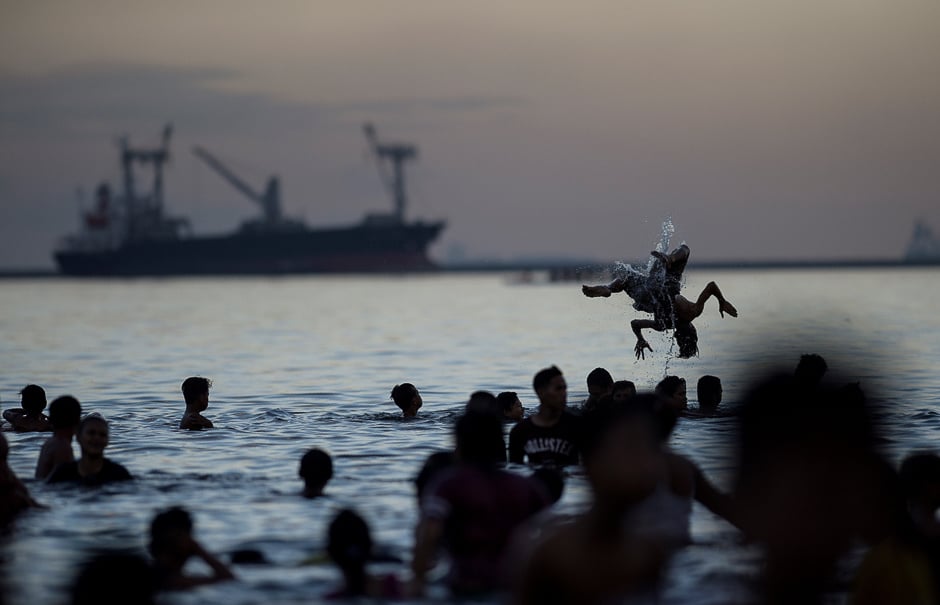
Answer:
[{"left": 2, "top": 270, "right": 939, "bottom": 604}]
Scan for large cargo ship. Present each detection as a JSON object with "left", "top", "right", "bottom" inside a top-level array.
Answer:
[{"left": 54, "top": 124, "right": 445, "bottom": 275}]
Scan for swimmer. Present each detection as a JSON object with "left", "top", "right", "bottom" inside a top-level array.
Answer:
[
  {"left": 149, "top": 507, "right": 235, "bottom": 590},
  {"left": 655, "top": 376, "right": 688, "bottom": 414},
  {"left": 508, "top": 366, "right": 582, "bottom": 467},
  {"left": 497, "top": 391, "right": 525, "bottom": 422},
  {"left": 694, "top": 375, "right": 722, "bottom": 415},
  {"left": 35, "top": 395, "right": 82, "bottom": 479},
  {"left": 581, "top": 367, "right": 614, "bottom": 414},
  {"left": 326, "top": 509, "right": 403, "bottom": 599},
  {"left": 299, "top": 448, "right": 333, "bottom": 498},
  {"left": 582, "top": 245, "right": 737, "bottom": 359},
  {"left": 390, "top": 383, "right": 423, "bottom": 418},
  {"left": 179, "top": 376, "right": 214, "bottom": 430},
  {"left": 611, "top": 380, "right": 637, "bottom": 403},
  {"left": 3, "top": 384, "right": 52, "bottom": 432},
  {"left": 46, "top": 414, "right": 132, "bottom": 485}
]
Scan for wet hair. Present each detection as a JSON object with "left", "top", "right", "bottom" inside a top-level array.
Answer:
[
  {"left": 466, "top": 390, "right": 500, "bottom": 417},
  {"left": 795, "top": 354, "right": 828, "bottom": 386},
  {"left": 531, "top": 467, "right": 565, "bottom": 504},
  {"left": 673, "top": 322, "right": 698, "bottom": 358},
  {"left": 327, "top": 509, "right": 372, "bottom": 595},
  {"left": 414, "top": 451, "right": 456, "bottom": 500},
  {"left": 390, "top": 383, "right": 418, "bottom": 411},
  {"left": 697, "top": 376, "right": 722, "bottom": 408},
  {"left": 299, "top": 448, "right": 334, "bottom": 489},
  {"left": 532, "top": 365, "right": 563, "bottom": 393},
  {"left": 586, "top": 367, "right": 614, "bottom": 389},
  {"left": 19, "top": 384, "right": 47, "bottom": 414},
  {"left": 611, "top": 380, "right": 636, "bottom": 399},
  {"left": 71, "top": 551, "right": 155, "bottom": 605},
  {"left": 49, "top": 395, "right": 82, "bottom": 429},
  {"left": 655, "top": 376, "right": 686, "bottom": 398},
  {"left": 149, "top": 507, "right": 193, "bottom": 557},
  {"left": 455, "top": 411, "right": 505, "bottom": 467},
  {"left": 496, "top": 391, "right": 519, "bottom": 414},
  {"left": 181, "top": 376, "right": 212, "bottom": 405}
]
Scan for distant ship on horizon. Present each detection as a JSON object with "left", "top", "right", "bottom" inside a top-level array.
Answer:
[{"left": 54, "top": 123, "right": 445, "bottom": 276}]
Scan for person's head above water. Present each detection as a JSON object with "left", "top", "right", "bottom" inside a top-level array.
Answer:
[
  {"left": 181, "top": 377, "right": 211, "bottom": 409},
  {"left": 611, "top": 380, "right": 637, "bottom": 403},
  {"left": 794, "top": 354, "right": 828, "bottom": 387},
  {"left": 49, "top": 395, "right": 82, "bottom": 431},
  {"left": 149, "top": 506, "right": 193, "bottom": 560},
  {"left": 655, "top": 376, "right": 688, "bottom": 413},
  {"left": 497, "top": 391, "right": 524, "bottom": 421},
  {"left": 696, "top": 375, "right": 722, "bottom": 412},
  {"left": 586, "top": 368, "right": 614, "bottom": 400},
  {"left": 77, "top": 414, "right": 110, "bottom": 458},
  {"left": 20, "top": 384, "right": 47, "bottom": 415},
  {"left": 673, "top": 321, "right": 699, "bottom": 359},
  {"left": 299, "top": 448, "right": 333, "bottom": 497},
  {"left": 533, "top": 366, "right": 567, "bottom": 410},
  {"left": 465, "top": 390, "right": 500, "bottom": 417},
  {"left": 455, "top": 411, "right": 505, "bottom": 467},
  {"left": 327, "top": 509, "right": 373, "bottom": 595},
  {"left": 390, "top": 383, "right": 422, "bottom": 417}
]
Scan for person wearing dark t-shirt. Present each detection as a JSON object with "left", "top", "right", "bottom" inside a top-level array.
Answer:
[
  {"left": 509, "top": 366, "right": 582, "bottom": 466},
  {"left": 47, "top": 414, "right": 132, "bottom": 486}
]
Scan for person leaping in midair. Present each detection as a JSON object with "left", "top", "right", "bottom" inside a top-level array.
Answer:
[{"left": 582, "top": 244, "right": 737, "bottom": 359}]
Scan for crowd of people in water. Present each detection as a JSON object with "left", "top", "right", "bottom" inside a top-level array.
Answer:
[{"left": 1, "top": 350, "right": 938, "bottom": 604}]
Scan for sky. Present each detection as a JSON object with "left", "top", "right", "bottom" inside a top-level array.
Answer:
[{"left": 1, "top": 0, "right": 939, "bottom": 268}]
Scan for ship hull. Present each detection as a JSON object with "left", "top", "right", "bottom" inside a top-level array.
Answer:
[{"left": 55, "top": 222, "right": 445, "bottom": 276}]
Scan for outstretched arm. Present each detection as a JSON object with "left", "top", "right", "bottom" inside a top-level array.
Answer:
[
  {"left": 689, "top": 281, "right": 737, "bottom": 320},
  {"left": 631, "top": 319, "right": 662, "bottom": 359}
]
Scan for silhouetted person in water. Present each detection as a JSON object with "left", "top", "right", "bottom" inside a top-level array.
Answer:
[
  {"left": 581, "top": 367, "right": 614, "bottom": 414},
  {"left": 655, "top": 376, "right": 688, "bottom": 414},
  {"left": 149, "top": 507, "right": 235, "bottom": 590},
  {"left": 497, "top": 391, "right": 525, "bottom": 422},
  {"left": 611, "top": 380, "right": 637, "bottom": 404},
  {"left": 794, "top": 353, "right": 828, "bottom": 388},
  {"left": 582, "top": 244, "right": 737, "bottom": 358},
  {"left": 390, "top": 383, "right": 423, "bottom": 418},
  {"left": 299, "top": 448, "right": 333, "bottom": 498},
  {"left": 35, "top": 395, "right": 82, "bottom": 479},
  {"left": 0, "top": 432, "right": 42, "bottom": 526},
  {"left": 509, "top": 366, "right": 582, "bottom": 466},
  {"left": 694, "top": 375, "right": 722, "bottom": 415},
  {"left": 3, "top": 384, "right": 51, "bottom": 432},
  {"left": 733, "top": 371, "right": 887, "bottom": 605},
  {"left": 326, "top": 509, "right": 403, "bottom": 599},
  {"left": 47, "top": 414, "right": 132, "bottom": 486},
  {"left": 179, "top": 377, "right": 214, "bottom": 430}
]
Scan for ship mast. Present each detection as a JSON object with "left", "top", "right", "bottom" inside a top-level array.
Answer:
[
  {"left": 363, "top": 123, "right": 418, "bottom": 224},
  {"left": 192, "top": 146, "right": 281, "bottom": 224}
]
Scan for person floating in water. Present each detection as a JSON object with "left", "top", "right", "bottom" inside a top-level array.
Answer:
[{"left": 582, "top": 244, "right": 738, "bottom": 359}]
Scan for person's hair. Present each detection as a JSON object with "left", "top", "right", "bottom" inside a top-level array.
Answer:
[
  {"left": 586, "top": 367, "right": 614, "bottom": 389},
  {"left": 611, "top": 380, "right": 636, "bottom": 398},
  {"left": 655, "top": 376, "right": 686, "bottom": 398},
  {"left": 697, "top": 375, "right": 722, "bottom": 408},
  {"left": 327, "top": 509, "right": 372, "bottom": 595},
  {"left": 414, "top": 451, "right": 456, "bottom": 500},
  {"left": 20, "top": 384, "right": 47, "bottom": 414},
  {"left": 531, "top": 467, "right": 565, "bottom": 503},
  {"left": 795, "top": 354, "right": 828, "bottom": 385},
  {"left": 71, "top": 551, "right": 155, "bottom": 605},
  {"left": 299, "top": 448, "right": 334, "bottom": 489},
  {"left": 673, "top": 321, "right": 698, "bottom": 358},
  {"left": 49, "top": 396, "right": 82, "bottom": 429},
  {"left": 181, "top": 377, "right": 212, "bottom": 405},
  {"left": 532, "top": 365, "right": 563, "bottom": 393},
  {"left": 148, "top": 507, "right": 193, "bottom": 557},
  {"left": 496, "top": 391, "right": 519, "bottom": 414},
  {"left": 466, "top": 390, "right": 500, "bottom": 416},
  {"left": 455, "top": 411, "right": 505, "bottom": 467},
  {"left": 390, "top": 383, "right": 418, "bottom": 410}
]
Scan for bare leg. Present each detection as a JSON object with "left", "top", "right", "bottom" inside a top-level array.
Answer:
[{"left": 689, "top": 281, "right": 737, "bottom": 319}]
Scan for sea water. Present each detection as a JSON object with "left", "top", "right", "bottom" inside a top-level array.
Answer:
[{"left": 1, "top": 269, "right": 939, "bottom": 604}]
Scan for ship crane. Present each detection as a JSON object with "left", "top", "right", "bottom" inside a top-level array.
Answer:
[
  {"left": 192, "top": 146, "right": 282, "bottom": 225},
  {"left": 363, "top": 122, "right": 417, "bottom": 224},
  {"left": 120, "top": 123, "right": 172, "bottom": 213}
]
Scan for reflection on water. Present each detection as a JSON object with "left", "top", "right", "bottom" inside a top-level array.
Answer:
[{"left": 1, "top": 270, "right": 939, "bottom": 603}]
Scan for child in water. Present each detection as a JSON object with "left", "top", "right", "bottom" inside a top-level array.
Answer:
[
  {"left": 35, "top": 395, "right": 82, "bottom": 479},
  {"left": 299, "top": 448, "right": 333, "bottom": 498},
  {"left": 149, "top": 507, "right": 235, "bottom": 590},
  {"left": 390, "top": 383, "right": 423, "bottom": 418},
  {"left": 179, "top": 377, "right": 215, "bottom": 430},
  {"left": 3, "top": 384, "right": 52, "bottom": 432},
  {"left": 325, "top": 509, "right": 403, "bottom": 599}
]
